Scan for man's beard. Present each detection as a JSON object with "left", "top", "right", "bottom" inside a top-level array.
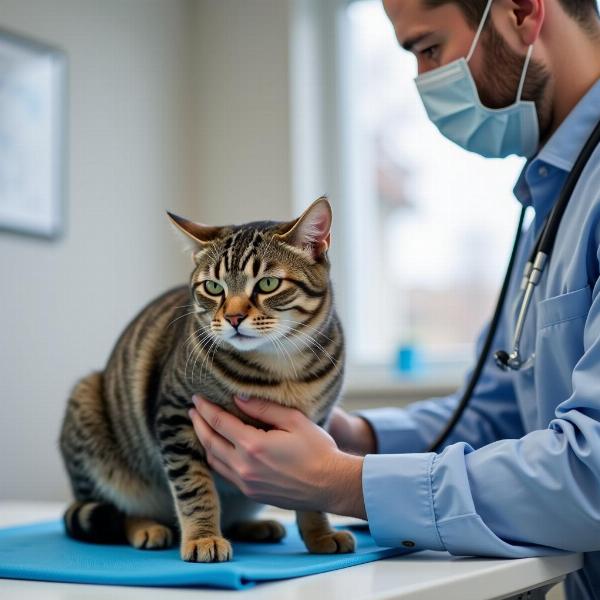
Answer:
[{"left": 477, "top": 23, "right": 552, "bottom": 141}]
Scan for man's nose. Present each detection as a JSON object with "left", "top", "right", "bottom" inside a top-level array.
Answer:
[{"left": 225, "top": 313, "right": 247, "bottom": 328}]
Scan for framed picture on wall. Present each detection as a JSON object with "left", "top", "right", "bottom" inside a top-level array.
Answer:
[{"left": 0, "top": 28, "right": 67, "bottom": 239}]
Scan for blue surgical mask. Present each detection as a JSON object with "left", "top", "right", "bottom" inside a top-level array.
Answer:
[{"left": 414, "top": 0, "right": 539, "bottom": 158}]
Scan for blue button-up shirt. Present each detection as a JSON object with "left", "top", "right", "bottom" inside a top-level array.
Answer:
[{"left": 358, "top": 78, "right": 600, "bottom": 599}]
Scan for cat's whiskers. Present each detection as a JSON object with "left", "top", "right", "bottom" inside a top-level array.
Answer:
[
  {"left": 182, "top": 324, "right": 210, "bottom": 350},
  {"left": 195, "top": 333, "right": 221, "bottom": 382},
  {"left": 185, "top": 330, "right": 215, "bottom": 381},
  {"left": 167, "top": 309, "right": 199, "bottom": 329},
  {"left": 278, "top": 337, "right": 300, "bottom": 380},
  {"left": 265, "top": 334, "right": 286, "bottom": 374},
  {"left": 279, "top": 317, "right": 336, "bottom": 344},
  {"left": 190, "top": 339, "right": 210, "bottom": 384},
  {"left": 264, "top": 331, "right": 299, "bottom": 380},
  {"left": 196, "top": 335, "right": 220, "bottom": 383},
  {"left": 198, "top": 335, "right": 217, "bottom": 382},
  {"left": 288, "top": 326, "right": 339, "bottom": 364},
  {"left": 278, "top": 321, "right": 339, "bottom": 364},
  {"left": 203, "top": 338, "right": 223, "bottom": 382},
  {"left": 185, "top": 339, "right": 212, "bottom": 384},
  {"left": 274, "top": 325, "right": 322, "bottom": 366},
  {"left": 281, "top": 325, "right": 341, "bottom": 376}
]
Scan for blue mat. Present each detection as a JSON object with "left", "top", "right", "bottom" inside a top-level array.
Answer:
[{"left": 0, "top": 520, "right": 411, "bottom": 589}]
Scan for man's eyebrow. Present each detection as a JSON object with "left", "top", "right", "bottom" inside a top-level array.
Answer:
[{"left": 402, "top": 31, "right": 434, "bottom": 52}]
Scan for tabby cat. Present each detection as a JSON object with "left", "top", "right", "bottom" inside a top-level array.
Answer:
[{"left": 59, "top": 197, "right": 355, "bottom": 562}]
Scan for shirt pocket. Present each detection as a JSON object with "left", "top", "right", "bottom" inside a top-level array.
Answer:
[
  {"left": 534, "top": 285, "right": 591, "bottom": 419},
  {"left": 537, "top": 285, "right": 592, "bottom": 330}
]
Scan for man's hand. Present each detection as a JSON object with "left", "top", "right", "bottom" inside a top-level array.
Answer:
[
  {"left": 188, "top": 395, "right": 366, "bottom": 519},
  {"left": 327, "top": 407, "right": 377, "bottom": 455}
]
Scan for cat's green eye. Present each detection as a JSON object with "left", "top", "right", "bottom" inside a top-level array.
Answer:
[
  {"left": 257, "top": 277, "right": 281, "bottom": 293},
  {"left": 204, "top": 280, "right": 224, "bottom": 295}
]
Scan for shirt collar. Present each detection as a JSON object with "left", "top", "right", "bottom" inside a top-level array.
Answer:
[{"left": 514, "top": 77, "right": 600, "bottom": 206}]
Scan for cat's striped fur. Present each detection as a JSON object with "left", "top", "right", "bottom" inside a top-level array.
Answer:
[{"left": 59, "top": 197, "right": 355, "bottom": 562}]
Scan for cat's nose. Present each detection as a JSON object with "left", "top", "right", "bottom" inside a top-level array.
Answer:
[{"left": 225, "top": 313, "right": 247, "bottom": 328}]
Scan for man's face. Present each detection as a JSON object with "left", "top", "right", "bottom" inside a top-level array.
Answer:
[
  {"left": 383, "top": 0, "right": 551, "bottom": 136},
  {"left": 382, "top": 0, "right": 477, "bottom": 75}
]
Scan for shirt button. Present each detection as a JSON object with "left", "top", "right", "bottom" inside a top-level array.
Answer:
[
  {"left": 402, "top": 540, "right": 416, "bottom": 548},
  {"left": 538, "top": 165, "right": 549, "bottom": 177}
]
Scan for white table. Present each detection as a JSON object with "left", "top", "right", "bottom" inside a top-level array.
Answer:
[{"left": 0, "top": 501, "right": 582, "bottom": 600}]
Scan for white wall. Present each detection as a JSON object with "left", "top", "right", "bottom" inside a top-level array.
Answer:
[
  {"left": 0, "top": 0, "right": 197, "bottom": 500},
  {"left": 193, "top": 0, "right": 295, "bottom": 225}
]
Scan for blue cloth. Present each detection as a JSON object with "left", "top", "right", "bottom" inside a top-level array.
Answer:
[
  {"left": 357, "top": 78, "right": 600, "bottom": 600},
  {"left": 0, "top": 520, "right": 409, "bottom": 589}
]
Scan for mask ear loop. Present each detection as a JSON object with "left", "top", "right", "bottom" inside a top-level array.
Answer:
[
  {"left": 466, "top": 0, "right": 494, "bottom": 63},
  {"left": 516, "top": 44, "right": 534, "bottom": 101}
]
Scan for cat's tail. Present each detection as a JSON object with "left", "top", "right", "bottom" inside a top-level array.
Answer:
[{"left": 63, "top": 501, "right": 127, "bottom": 544}]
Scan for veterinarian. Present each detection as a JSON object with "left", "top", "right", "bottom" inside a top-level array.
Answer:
[{"left": 189, "top": 0, "right": 600, "bottom": 596}]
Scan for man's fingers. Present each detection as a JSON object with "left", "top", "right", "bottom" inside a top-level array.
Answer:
[
  {"left": 188, "top": 408, "right": 235, "bottom": 463},
  {"left": 234, "top": 395, "right": 302, "bottom": 431},
  {"left": 192, "top": 395, "right": 254, "bottom": 446}
]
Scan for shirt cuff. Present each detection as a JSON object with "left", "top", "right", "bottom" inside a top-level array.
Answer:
[
  {"left": 362, "top": 452, "right": 445, "bottom": 550},
  {"left": 354, "top": 408, "right": 426, "bottom": 454}
]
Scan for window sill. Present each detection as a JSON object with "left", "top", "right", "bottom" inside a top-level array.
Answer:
[{"left": 341, "top": 364, "right": 463, "bottom": 410}]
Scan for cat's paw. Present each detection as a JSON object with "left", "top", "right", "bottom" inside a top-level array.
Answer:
[
  {"left": 181, "top": 536, "right": 233, "bottom": 562},
  {"left": 303, "top": 529, "right": 356, "bottom": 554},
  {"left": 227, "top": 519, "right": 287, "bottom": 543},
  {"left": 130, "top": 523, "right": 174, "bottom": 550}
]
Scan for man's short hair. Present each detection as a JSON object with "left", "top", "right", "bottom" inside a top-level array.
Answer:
[{"left": 424, "top": 0, "right": 599, "bottom": 30}]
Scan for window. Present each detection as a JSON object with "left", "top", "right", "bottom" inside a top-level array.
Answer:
[{"left": 342, "top": 0, "right": 526, "bottom": 376}]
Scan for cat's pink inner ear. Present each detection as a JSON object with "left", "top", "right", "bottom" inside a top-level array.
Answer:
[{"left": 282, "top": 197, "right": 332, "bottom": 257}]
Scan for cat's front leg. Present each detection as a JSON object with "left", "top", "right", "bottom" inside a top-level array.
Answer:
[
  {"left": 156, "top": 409, "right": 232, "bottom": 562},
  {"left": 296, "top": 510, "right": 356, "bottom": 554}
]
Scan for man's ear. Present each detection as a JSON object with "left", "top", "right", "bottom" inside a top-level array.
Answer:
[
  {"left": 275, "top": 196, "right": 332, "bottom": 259},
  {"left": 506, "top": 0, "right": 545, "bottom": 46},
  {"left": 166, "top": 211, "right": 222, "bottom": 263}
]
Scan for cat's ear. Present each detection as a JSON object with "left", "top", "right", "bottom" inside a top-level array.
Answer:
[
  {"left": 166, "top": 211, "right": 221, "bottom": 263},
  {"left": 276, "top": 196, "right": 332, "bottom": 258}
]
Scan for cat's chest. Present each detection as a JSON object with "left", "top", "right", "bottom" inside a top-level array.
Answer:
[{"left": 212, "top": 378, "right": 331, "bottom": 423}]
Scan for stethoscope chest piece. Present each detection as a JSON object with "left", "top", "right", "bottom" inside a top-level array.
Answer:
[
  {"left": 494, "top": 250, "right": 548, "bottom": 372},
  {"left": 494, "top": 349, "right": 535, "bottom": 371}
]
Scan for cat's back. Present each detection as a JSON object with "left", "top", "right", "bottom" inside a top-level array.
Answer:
[
  {"left": 100, "top": 286, "right": 191, "bottom": 460},
  {"left": 61, "top": 285, "right": 194, "bottom": 497}
]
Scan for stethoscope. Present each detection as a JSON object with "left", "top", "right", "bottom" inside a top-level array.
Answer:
[{"left": 428, "top": 118, "right": 600, "bottom": 453}]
